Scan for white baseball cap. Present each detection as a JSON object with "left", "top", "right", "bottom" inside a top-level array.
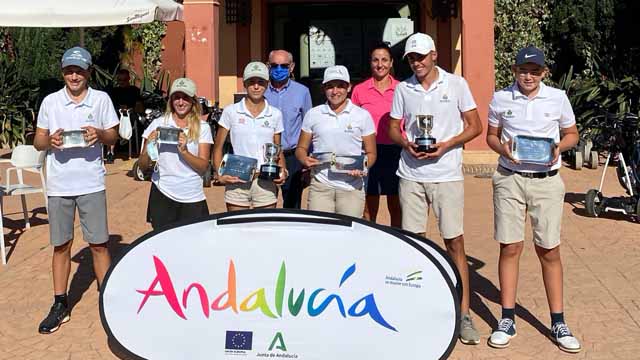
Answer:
[
  {"left": 322, "top": 65, "right": 350, "bottom": 84},
  {"left": 243, "top": 61, "right": 269, "bottom": 82},
  {"left": 403, "top": 33, "right": 436, "bottom": 58},
  {"left": 169, "top": 78, "right": 197, "bottom": 97}
]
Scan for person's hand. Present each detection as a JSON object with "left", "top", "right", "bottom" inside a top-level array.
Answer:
[
  {"left": 273, "top": 169, "right": 288, "bottom": 185},
  {"left": 81, "top": 126, "right": 101, "bottom": 146},
  {"left": 302, "top": 156, "right": 321, "bottom": 168},
  {"left": 217, "top": 174, "right": 245, "bottom": 185},
  {"left": 146, "top": 130, "right": 158, "bottom": 143},
  {"left": 501, "top": 140, "right": 520, "bottom": 164},
  {"left": 347, "top": 169, "right": 367, "bottom": 177},
  {"left": 50, "top": 128, "right": 64, "bottom": 149},
  {"left": 420, "top": 140, "right": 452, "bottom": 160},
  {"left": 177, "top": 132, "right": 187, "bottom": 153},
  {"left": 547, "top": 144, "right": 560, "bottom": 166},
  {"left": 402, "top": 140, "right": 430, "bottom": 159}
]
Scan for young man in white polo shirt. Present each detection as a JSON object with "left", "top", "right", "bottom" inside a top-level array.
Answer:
[
  {"left": 295, "top": 65, "right": 377, "bottom": 217},
  {"left": 486, "top": 46, "right": 581, "bottom": 353},
  {"left": 388, "top": 33, "right": 483, "bottom": 344},
  {"left": 214, "top": 61, "right": 286, "bottom": 210},
  {"left": 34, "top": 46, "right": 119, "bottom": 334}
]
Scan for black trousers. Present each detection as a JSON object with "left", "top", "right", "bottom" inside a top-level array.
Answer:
[{"left": 282, "top": 150, "right": 304, "bottom": 209}]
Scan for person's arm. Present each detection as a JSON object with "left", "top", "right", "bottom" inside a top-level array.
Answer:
[
  {"left": 389, "top": 117, "right": 425, "bottom": 159},
  {"left": 486, "top": 125, "right": 518, "bottom": 163},
  {"left": 272, "top": 133, "right": 288, "bottom": 185},
  {"left": 177, "top": 133, "right": 211, "bottom": 176},
  {"left": 81, "top": 125, "right": 119, "bottom": 146},
  {"left": 212, "top": 126, "right": 243, "bottom": 184},
  {"left": 553, "top": 124, "right": 579, "bottom": 164},
  {"left": 422, "top": 108, "right": 483, "bottom": 159},
  {"left": 34, "top": 127, "right": 63, "bottom": 151},
  {"left": 295, "top": 130, "right": 320, "bottom": 168}
]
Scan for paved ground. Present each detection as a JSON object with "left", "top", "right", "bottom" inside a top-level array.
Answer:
[{"left": 0, "top": 156, "right": 638, "bottom": 359}]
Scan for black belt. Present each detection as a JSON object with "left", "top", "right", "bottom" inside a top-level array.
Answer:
[
  {"left": 498, "top": 165, "right": 558, "bottom": 179},
  {"left": 282, "top": 148, "right": 296, "bottom": 156}
]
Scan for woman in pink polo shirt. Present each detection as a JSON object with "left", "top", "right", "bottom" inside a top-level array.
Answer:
[{"left": 351, "top": 42, "right": 401, "bottom": 227}]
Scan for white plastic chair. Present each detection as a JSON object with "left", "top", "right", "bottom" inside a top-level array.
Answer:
[{"left": 0, "top": 145, "right": 47, "bottom": 265}]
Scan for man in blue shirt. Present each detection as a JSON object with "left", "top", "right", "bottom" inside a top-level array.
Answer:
[{"left": 264, "top": 50, "right": 313, "bottom": 208}]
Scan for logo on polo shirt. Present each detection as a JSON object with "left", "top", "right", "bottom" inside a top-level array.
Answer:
[
  {"left": 440, "top": 93, "right": 450, "bottom": 103},
  {"left": 504, "top": 109, "right": 515, "bottom": 118},
  {"left": 238, "top": 117, "right": 246, "bottom": 124},
  {"left": 262, "top": 120, "right": 270, "bottom": 128},
  {"left": 344, "top": 123, "right": 354, "bottom": 133},
  {"left": 87, "top": 113, "right": 95, "bottom": 123}
]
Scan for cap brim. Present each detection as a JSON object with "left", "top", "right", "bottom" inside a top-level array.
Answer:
[
  {"left": 322, "top": 77, "right": 349, "bottom": 85},
  {"left": 61, "top": 60, "right": 90, "bottom": 70}
]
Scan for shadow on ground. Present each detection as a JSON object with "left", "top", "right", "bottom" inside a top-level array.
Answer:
[{"left": 67, "top": 234, "right": 129, "bottom": 311}]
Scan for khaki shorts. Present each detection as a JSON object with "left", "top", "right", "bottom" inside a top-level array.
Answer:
[
  {"left": 399, "top": 179, "right": 464, "bottom": 239},
  {"left": 307, "top": 178, "right": 365, "bottom": 217},
  {"left": 492, "top": 167, "right": 565, "bottom": 249},
  {"left": 225, "top": 178, "right": 278, "bottom": 208}
]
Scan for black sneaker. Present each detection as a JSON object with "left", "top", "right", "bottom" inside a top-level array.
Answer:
[
  {"left": 105, "top": 152, "right": 115, "bottom": 164},
  {"left": 38, "top": 302, "right": 70, "bottom": 334}
]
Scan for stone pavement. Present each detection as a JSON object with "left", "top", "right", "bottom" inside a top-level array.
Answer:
[{"left": 0, "top": 158, "right": 638, "bottom": 359}]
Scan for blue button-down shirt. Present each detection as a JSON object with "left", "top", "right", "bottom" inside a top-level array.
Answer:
[{"left": 265, "top": 80, "right": 312, "bottom": 150}]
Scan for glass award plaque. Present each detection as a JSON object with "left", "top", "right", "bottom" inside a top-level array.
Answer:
[
  {"left": 331, "top": 154, "right": 368, "bottom": 173},
  {"left": 218, "top": 154, "right": 258, "bottom": 182},
  {"left": 157, "top": 126, "right": 182, "bottom": 145},
  {"left": 61, "top": 130, "right": 88, "bottom": 148},
  {"left": 511, "top": 135, "right": 555, "bottom": 165}
]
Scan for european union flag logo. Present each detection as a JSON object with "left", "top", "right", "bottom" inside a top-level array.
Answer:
[{"left": 225, "top": 331, "right": 253, "bottom": 350}]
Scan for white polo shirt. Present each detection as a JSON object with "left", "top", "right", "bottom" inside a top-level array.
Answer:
[
  {"left": 219, "top": 99, "right": 284, "bottom": 167},
  {"left": 390, "top": 67, "right": 477, "bottom": 182},
  {"left": 301, "top": 100, "right": 376, "bottom": 191},
  {"left": 488, "top": 82, "right": 575, "bottom": 172},
  {"left": 142, "top": 114, "right": 213, "bottom": 203},
  {"left": 37, "top": 87, "right": 119, "bottom": 196}
]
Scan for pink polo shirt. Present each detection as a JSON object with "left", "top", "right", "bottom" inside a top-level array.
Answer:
[{"left": 351, "top": 76, "right": 400, "bottom": 145}]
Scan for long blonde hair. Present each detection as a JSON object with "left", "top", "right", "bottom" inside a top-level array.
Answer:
[{"left": 166, "top": 96, "right": 202, "bottom": 142}]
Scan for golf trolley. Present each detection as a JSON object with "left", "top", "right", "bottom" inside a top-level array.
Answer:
[{"left": 584, "top": 110, "right": 640, "bottom": 220}]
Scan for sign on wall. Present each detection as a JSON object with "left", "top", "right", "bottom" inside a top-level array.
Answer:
[{"left": 100, "top": 210, "right": 460, "bottom": 359}]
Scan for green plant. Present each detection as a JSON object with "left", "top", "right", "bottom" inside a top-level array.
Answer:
[
  {"left": 131, "top": 22, "right": 167, "bottom": 92},
  {"left": 0, "top": 55, "right": 37, "bottom": 147},
  {"left": 494, "top": 0, "right": 553, "bottom": 89}
]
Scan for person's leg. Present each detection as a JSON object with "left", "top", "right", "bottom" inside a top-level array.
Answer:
[
  {"left": 535, "top": 245, "right": 563, "bottom": 313},
  {"left": 489, "top": 169, "right": 527, "bottom": 348},
  {"left": 39, "top": 196, "right": 76, "bottom": 334},
  {"left": 386, "top": 195, "right": 402, "bottom": 228},
  {"left": 336, "top": 188, "right": 365, "bottom": 217},
  {"left": 307, "top": 178, "right": 337, "bottom": 213},
  {"left": 398, "top": 178, "right": 428, "bottom": 234},
  {"left": 282, "top": 151, "right": 304, "bottom": 209},
  {"left": 363, "top": 195, "right": 380, "bottom": 222},
  {"left": 76, "top": 191, "right": 111, "bottom": 288}
]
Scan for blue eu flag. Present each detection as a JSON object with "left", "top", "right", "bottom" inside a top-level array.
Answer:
[{"left": 225, "top": 331, "right": 253, "bottom": 350}]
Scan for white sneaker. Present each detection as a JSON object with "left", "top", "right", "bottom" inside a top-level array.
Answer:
[
  {"left": 551, "top": 322, "right": 581, "bottom": 353},
  {"left": 488, "top": 318, "right": 517, "bottom": 349}
]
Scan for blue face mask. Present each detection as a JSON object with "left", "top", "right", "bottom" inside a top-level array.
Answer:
[{"left": 270, "top": 66, "right": 290, "bottom": 82}]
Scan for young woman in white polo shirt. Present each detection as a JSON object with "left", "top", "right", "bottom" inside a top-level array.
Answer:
[
  {"left": 295, "top": 65, "right": 377, "bottom": 217},
  {"left": 138, "top": 78, "right": 213, "bottom": 230},
  {"left": 486, "top": 46, "right": 581, "bottom": 353},
  {"left": 213, "top": 61, "right": 286, "bottom": 211}
]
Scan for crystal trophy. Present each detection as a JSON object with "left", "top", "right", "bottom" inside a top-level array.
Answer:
[
  {"left": 218, "top": 154, "right": 258, "bottom": 182},
  {"left": 259, "top": 143, "right": 281, "bottom": 180},
  {"left": 415, "top": 115, "right": 436, "bottom": 153},
  {"left": 511, "top": 135, "right": 556, "bottom": 165},
  {"left": 61, "top": 129, "right": 88, "bottom": 148},
  {"left": 331, "top": 154, "right": 368, "bottom": 173}
]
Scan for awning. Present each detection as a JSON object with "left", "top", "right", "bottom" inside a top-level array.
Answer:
[{"left": 0, "top": 0, "right": 183, "bottom": 27}]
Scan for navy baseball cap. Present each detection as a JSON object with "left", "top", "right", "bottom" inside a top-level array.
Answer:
[
  {"left": 515, "top": 46, "right": 545, "bottom": 66},
  {"left": 61, "top": 46, "right": 92, "bottom": 70}
]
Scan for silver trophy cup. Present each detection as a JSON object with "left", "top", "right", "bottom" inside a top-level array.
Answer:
[
  {"left": 259, "top": 143, "right": 281, "bottom": 180},
  {"left": 415, "top": 115, "right": 436, "bottom": 153}
]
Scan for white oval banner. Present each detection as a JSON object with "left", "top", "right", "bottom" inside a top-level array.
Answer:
[{"left": 100, "top": 210, "right": 460, "bottom": 360}]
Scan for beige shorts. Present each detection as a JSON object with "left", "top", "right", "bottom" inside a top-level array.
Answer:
[
  {"left": 399, "top": 179, "right": 464, "bottom": 239},
  {"left": 307, "top": 178, "right": 365, "bottom": 217},
  {"left": 492, "top": 167, "right": 565, "bottom": 249},
  {"left": 225, "top": 178, "right": 278, "bottom": 208}
]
